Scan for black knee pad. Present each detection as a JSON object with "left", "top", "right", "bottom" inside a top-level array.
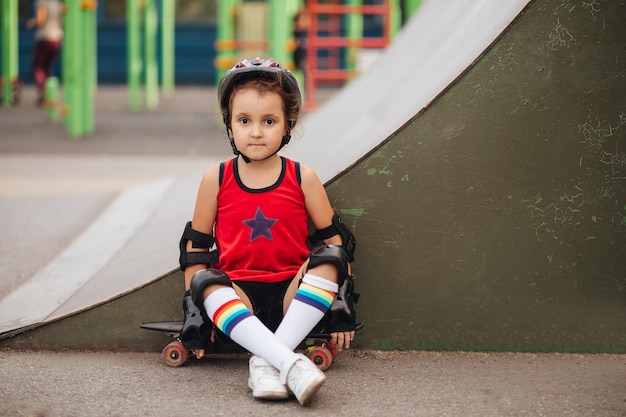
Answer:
[
  {"left": 181, "top": 290, "right": 212, "bottom": 349},
  {"left": 190, "top": 268, "right": 232, "bottom": 309},
  {"left": 306, "top": 245, "right": 350, "bottom": 286},
  {"left": 325, "top": 275, "right": 360, "bottom": 332}
]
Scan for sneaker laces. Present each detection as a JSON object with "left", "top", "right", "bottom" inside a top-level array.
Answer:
[
  {"left": 251, "top": 356, "right": 281, "bottom": 379},
  {"left": 256, "top": 363, "right": 279, "bottom": 377}
]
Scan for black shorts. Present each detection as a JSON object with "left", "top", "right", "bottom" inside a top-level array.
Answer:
[{"left": 232, "top": 279, "right": 293, "bottom": 332}]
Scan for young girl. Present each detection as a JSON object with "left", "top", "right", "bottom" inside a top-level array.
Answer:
[{"left": 178, "top": 58, "right": 358, "bottom": 406}]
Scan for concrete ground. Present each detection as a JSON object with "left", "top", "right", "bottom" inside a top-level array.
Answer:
[
  {"left": 1, "top": 87, "right": 625, "bottom": 417},
  {"left": 0, "top": 350, "right": 625, "bottom": 417}
]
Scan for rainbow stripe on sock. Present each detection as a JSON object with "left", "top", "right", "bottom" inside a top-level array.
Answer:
[
  {"left": 294, "top": 282, "right": 336, "bottom": 313},
  {"left": 212, "top": 299, "right": 253, "bottom": 336}
]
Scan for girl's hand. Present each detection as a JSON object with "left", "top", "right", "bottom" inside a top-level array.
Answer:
[
  {"left": 330, "top": 330, "right": 355, "bottom": 351},
  {"left": 191, "top": 328, "right": 215, "bottom": 359}
]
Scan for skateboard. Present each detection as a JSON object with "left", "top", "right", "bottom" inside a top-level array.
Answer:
[{"left": 140, "top": 321, "right": 363, "bottom": 371}]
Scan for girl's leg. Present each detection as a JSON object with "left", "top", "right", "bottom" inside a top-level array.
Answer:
[
  {"left": 203, "top": 285, "right": 327, "bottom": 405},
  {"left": 274, "top": 264, "right": 338, "bottom": 350},
  {"left": 203, "top": 286, "right": 295, "bottom": 368}
]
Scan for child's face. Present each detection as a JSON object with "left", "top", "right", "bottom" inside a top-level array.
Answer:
[{"left": 230, "top": 88, "right": 287, "bottom": 162}]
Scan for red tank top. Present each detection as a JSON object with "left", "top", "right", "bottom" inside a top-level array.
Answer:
[{"left": 213, "top": 157, "right": 310, "bottom": 282}]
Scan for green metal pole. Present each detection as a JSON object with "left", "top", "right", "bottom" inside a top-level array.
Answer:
[
  {"left": 127, "top": 0, "right": 141, "bottom": 111},
  {"left": 64, "top": 0, "right": 86, "bottom": 138},
  {"left": 2, "top": 0, "right": 18, "bottom": 106},
  {"left": 46, "top": 76, "right": 60, "bottom": 121},
  {"left": 389, "top": 0, "right": 401, "bottom": 38},
  {"left": 144, "top": 0, "right": 158, "bottom": 109},
  {"left": 81, "top": 1, "right": 96, "bottom": 135},
  {"left": 346, "top": 0, "right": 362, "bottom": 72},
  {"left": 216, "top": 0, "right": 238, "bottom": 84},
  {"left": 269, "top": 0, "right": 298, "bottom": 67},
  {"left": 161, "top": 0, "right": 175, "bottom": 95}
]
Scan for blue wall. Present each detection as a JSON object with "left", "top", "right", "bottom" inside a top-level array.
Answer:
[{"left": 2, "top": 21, "right": 218, "bottom": 85}]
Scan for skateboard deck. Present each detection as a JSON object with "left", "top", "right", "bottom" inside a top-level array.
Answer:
[{"left": 140, "top": 320, "right": 363, "bottom": 370}]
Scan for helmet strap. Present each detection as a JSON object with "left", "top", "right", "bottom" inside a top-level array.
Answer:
[
  {"left": 227, "top": 129, "right": 291, "bottom": 165},
  {"left": 227, "top": 128, "right": 252, "bottom": 164}
]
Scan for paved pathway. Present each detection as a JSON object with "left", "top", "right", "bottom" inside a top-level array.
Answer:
[{"left": 1, "top": 350, "right": 624, "bottom": 417}]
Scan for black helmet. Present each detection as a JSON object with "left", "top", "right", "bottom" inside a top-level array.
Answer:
[
  {"left": 218, "top": 57, "right": 302, "bottom": 117},
  {"left": 217, "top": 57, "right": 302, "bottom": 162}
]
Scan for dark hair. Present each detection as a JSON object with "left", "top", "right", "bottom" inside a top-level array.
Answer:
[{"left": 224, "top": 75, "right": 301, "bottom": 132}]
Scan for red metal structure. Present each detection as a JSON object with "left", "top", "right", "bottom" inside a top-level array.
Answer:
[{"left": 305, "top": 0, "right": 393, "bottom": 109}]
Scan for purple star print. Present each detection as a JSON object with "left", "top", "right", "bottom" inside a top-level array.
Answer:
[{"left": 242, "top": 207, "right": 278, "bottom": 242}]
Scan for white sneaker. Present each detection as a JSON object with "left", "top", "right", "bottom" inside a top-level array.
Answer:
[
  {"left": 280, "top": 353, "right": 326, "bottom": 406},
  {"left": 248, "top": 355, "right": 289, "bottom": 400}
]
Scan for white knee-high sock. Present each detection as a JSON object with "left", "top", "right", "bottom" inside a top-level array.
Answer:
[
  {"left": 203, "top": 287, "right": 296, "bottom": 370},
  {"left": 274, "top": 273, "right": 338, "bottom": 350}
]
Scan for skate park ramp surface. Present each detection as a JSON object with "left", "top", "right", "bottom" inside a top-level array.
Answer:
[
  {"left": 0, "top": 168, "right": 216, "bottom": 339},
  {"left": 0, "top": 0, "right": 530, "bottom": 347},
  {"left": 311, "top": 0, "right": 625, "bottom": 353},
  {"left": 284, "top": 0, "right": 532, "bottom": 183},
  {"left": 3, "top": 0, "right": 626, "bottom": 353}
]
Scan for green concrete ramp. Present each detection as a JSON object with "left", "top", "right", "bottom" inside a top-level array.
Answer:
[{"left": 292, "top": 0, "right": 626, "bottom": 352}]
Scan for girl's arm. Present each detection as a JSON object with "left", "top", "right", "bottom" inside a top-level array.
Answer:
[
  {"left": 300, "top": 164, "right": 342, "bottom": 246},
  {"left": 184, "top": 165, "right": 220, "bottom": 290}
]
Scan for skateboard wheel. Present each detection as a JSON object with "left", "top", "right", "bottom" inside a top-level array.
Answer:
[
  {"left": 308, "top": 346, "right": 333, "bottom": 371},
  {"left": 324, "top": 341, "right": 339, "bottom": 360},
  {"left": 161, "top": 341, "right": 188, "bottom": 367}
]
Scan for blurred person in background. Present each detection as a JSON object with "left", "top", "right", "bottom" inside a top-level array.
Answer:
[
  {"left": 293, "top": 7, "right": 311, "bottom": 87},
  {"left": 27, "top": 0, "right": 63, "bottom": 107}
]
